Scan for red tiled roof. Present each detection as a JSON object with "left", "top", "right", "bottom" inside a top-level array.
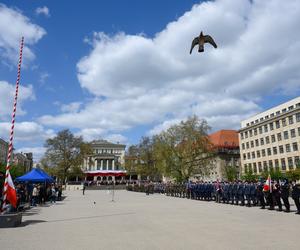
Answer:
[{"left": 209, "top": 130, "right": 239, "bottom": 148}]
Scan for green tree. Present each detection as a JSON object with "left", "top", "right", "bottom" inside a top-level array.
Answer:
[
  {"left": 153, "top": 115, "right": 213, "bottom": 182},
  {"left": 242, "top": 168, "right": 257, "bottom": 182},
  {"left": 223, "top": 165, "right": 238, "bottom": 181},
  {"left": 42, "top": 129, "right": 91, "bottom": 184}
]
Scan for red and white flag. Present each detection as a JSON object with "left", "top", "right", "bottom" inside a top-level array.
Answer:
[
  {"left": 5, "top": 172, "right": 18, "bottom": 208},
  {"left": 263, "top": 174, "right": 272, "bottom": 193}
]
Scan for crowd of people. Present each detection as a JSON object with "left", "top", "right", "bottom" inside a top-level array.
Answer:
[
  {"left": 127, "top": 179, "right": 300, "bottom": 215},
  {"left": 0, "top": 183, "right": 63, "bottom": 212}
]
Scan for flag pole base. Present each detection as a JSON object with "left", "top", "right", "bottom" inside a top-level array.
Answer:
[{"left": 0, "top": 212, "right": 22, "bottom": 228}]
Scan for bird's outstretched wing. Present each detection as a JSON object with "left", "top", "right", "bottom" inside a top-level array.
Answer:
[
  {"left": 190, "top": 37, "right": 199, "bottom": 54},
  {"left": 204, "top": 35, "right": 217, "bottom": 48}
]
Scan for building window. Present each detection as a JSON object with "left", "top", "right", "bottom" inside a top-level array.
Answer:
[
  {"left": 242, "top": 143, "right": 245, "bottom": 150},
  {"left": 250, "top": 141, "right": 254, "bottom": 148},
  {"left": 253, "top": 163, "right": 257, "bottom": 173},
  {"left": 257, "top": 150, "right": 261, "bottom": 158},
  {"left": 97, "top": 160, "right": 101, "bottom": 170},
  {"left": 275, "top": 120, "right": 280, "bottom": 129},
  {"left": 269, "top": 122, "right": 274, "bottom": 130},
  {"left": 282, "top": 108, "right": 287, "bottom": 113},
  {"left": 260, "top": 138, "right": 264, "bottom": 145},
  {"left": 247, "top": 153, "right": 251, "bottom": 159},
  {"left": 281, "top": 158, "right": 286, "bottom": 170},
  {"left": 243, "top": 154, "right": 246, "bottom": 160},
  {"left": 293, "top": 142, "right": 298, "bottom": 151},
  {"left": 282, "top": 118, "right": 287, "bottom": 126},
  {"left": 264, "top": 124, "right": 268, "bottom": 133},
  {"left": 252, "top": 152, "right": 255, "bottom": 159},
  {"left": 276, "top": 111, "right": 280, "bottom": 115},
  {"left": 258, "top": 162, "right": 262, "bottom": 172},
  {"left": 269, "top": 160, "right": 273, "bottom": 170},
  {"left": 241, "top": 133, "right": 244, "bottom": 140},
  {"left": 259, "top": 127, "right": 263, "bottom": 134},
  {"left": 246, "top": 142, "right": 249, "bottom": 149},
  {"left": 254, "top": 128, "right": 257, "bottom": 135},
  {"left": 267, "top": 148, "right": 272, "bottom": 156},
  {"left": 284, "top": 131, "right": 289, "bottom": 140},
  {"left": 273, "top": 147, "right": 277, "bottom": 155},
  {"left": 266, "top": 136, "right": 270, "bottom": 144},
  {"left": 277, "top": 133, "right": 282, "bottom": 141},
  {"left": 271, "top": 135, "right": 276, "bottom": 143},
  {"left": 288, "top": 105, "right": 294, "bottom": 110},
  {"left": 279, "top": 145, "right": 284, "bottom": 154},
  {"left": 244, "top": 164, "right": 248, "bottom": 172},
  {"left": 275, "top": 159, "right": 279, "bottom": 170},
  {"left": 288, "top": 157, "right": 293, "bottom": 170},
  {"left": 249, "top": 130, "right": 253, "bottom": 137},
  {"left": 298, "top": 127, "right": 300, "bottom": 136},
  {"left": 291, "top": 129, "right": 296, "bottom": 138},
  {"left": 286, "top": 144, "right": 291, "bottom": 153},
  {"left": 295, "top": 156, "right": 300, "bottom": 168},
  {"left": 255, "top": 139, "right": 259, "bottom": 147},
  {"left": 289, "top": 116, "right": 294, "bottom": 125},
  {"left": 263, "top": 161, "right": 268, "bottom": 171},
  {"left": 262, "top": 149, "right": 266, "bottom": 157},
  {"left": 296, "top": 113, "right": 300, "bottom": 122},
  {"left": 245, "top": 131, "right": 248, "bottom": 138}
]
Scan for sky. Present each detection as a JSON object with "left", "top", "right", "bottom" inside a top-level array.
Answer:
[{"left": 0, "top": 0, "right": 300, "bottom": 162}]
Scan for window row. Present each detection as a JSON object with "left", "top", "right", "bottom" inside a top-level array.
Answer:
[
  {"left": 241, "top": 128, "right": 300, "bottom": 149},
  {"left": 244, "top": 156, "right": 300, "bottom": 173},
  {"left": 93, "top": 149, "right": 123, "bottom": 154},
  {"left": 242, "top": 142, "right": 299, "bottom": 160},
  {"left": 241, "top": 113, "right": 300, "bottom": 139},
  {"left": 245, "top": 104, "right": 300, "bottom": 127}
]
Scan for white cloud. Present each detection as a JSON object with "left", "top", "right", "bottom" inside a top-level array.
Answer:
[
  {"left": 0, "top": 4, "right": 46, "bottom": 64},
  {"left": 35, "top": 6, "right": 50, "bottom": 17},
  {"left": 41, "top": 0, "right": 300, "bottom": 138},
  {"left": 61, "top": 102, "right": 82, "bottom": 113},
  {"left": 0, "top": 80, "right": 35, "bottom": 117},
  {"left": 0, "top": 121, "right": 55, "bottom": 142}
]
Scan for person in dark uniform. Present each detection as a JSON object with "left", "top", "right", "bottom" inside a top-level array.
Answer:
[
  {"left": 237, "top": 180, "right": 245, "bottom": 206},
  {"left": 233, "top": 180, "right": 238, "bottom": 205},
  {"left": 280, "top": 179, "right": 290, "bottom": 213},
  {"left": 244, "top": 181, "right": 251, "bottom": 207},
  {"left": 250, "top": 181, "right": 257, "bottom": 206},
  {"left": 292, "top": 180, "right": 300, "bottom": 214},
  {"left": 273, "top": 180, "right": 282, "bottom": 212},
  {"left": 256, "top": 180, "right": 266, "bottom": 209}
]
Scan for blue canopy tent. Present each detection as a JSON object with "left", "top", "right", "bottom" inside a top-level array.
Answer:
[{"left": 15, "top": 168, "right": 54, "bottom": 183}]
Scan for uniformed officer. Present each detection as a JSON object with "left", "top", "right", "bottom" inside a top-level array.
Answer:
[
  {"left": 280, "top": 179, "right": 290, "bottom": 213},
  {"left": 292, "top": 180, "right": 300, "bottom": 215},
  {"left": 244, "top": 181, "right": 251, "bottom": 207},
  {"left": 273, "top": 180, "right": 282, "bottom": 211}
]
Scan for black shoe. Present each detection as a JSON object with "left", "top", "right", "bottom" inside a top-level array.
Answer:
[
  {"left": 295, "top": 211, "right": 300, "bottom": 215},
  {"left": 277, "top": 209, "right": 283, "bottom": 212},
  {"left": 284, "top": 209, "right": 290, "bottom": 213},
  {"left": 268, "top": 207, "right": 274, "bottom": 210},
  {"left": 260, "top": 207, "right": 265, "bottom": 209}
]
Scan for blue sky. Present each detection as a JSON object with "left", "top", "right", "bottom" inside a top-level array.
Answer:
[{"left": 0, "top": 0, "right": 300, "bottom": 161}]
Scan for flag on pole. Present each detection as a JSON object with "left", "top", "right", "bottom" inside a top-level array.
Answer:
[
  {"left": 263, "top": 174, "right": 272, "bottom": 193},
  {"left": 5, "top": 172, "right": 17, "bottom": 208}
]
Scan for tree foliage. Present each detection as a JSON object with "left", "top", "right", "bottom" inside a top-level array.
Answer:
[
  {"left": 153, "top": 115, "right": 214, "bottom": 182},
  {"left": 42, "top": 129, "right": 92, "bottom": 183}
]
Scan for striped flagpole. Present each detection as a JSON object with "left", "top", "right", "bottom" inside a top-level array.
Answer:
[{"left": 1, "top": 37, "right": 24, "bottom": 213}]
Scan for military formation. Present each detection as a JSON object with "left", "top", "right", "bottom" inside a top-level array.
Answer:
[{"left": 127, "top": 180, "right": 300, "bottom": 215}]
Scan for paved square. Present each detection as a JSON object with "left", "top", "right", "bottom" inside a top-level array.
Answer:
[{"left": 0, "top": 190, "right": 299, "bottom": 250}]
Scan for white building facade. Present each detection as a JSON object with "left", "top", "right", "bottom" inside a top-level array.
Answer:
[
  {"left": 83, "top": 140, "right": 126, "bottom": 181},
  {"left": 239, "top": 97, "right": 300, "bottom": 175}
]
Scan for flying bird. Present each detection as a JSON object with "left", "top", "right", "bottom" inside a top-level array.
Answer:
[{"left": 190, "top": 31, "right": 217, "bottom": 54}]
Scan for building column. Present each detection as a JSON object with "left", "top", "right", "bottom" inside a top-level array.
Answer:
[
  {"left": 112, "top": 159, "right": 115, "bottom": 170},
  {"left": 101, "top": 159, "right": 103, "bottom": 170},
  {"left": 106, "top": 159, "right": 109, "bottom": 169}
]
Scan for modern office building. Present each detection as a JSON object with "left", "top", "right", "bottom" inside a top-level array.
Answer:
[
  {"left": 239, "top": 96, "right": 300, "bottom": 175},
  {"left": 83, "top": 140, "right": 126, "bottom": 182}
]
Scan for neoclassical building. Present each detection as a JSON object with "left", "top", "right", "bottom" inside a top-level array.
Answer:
[{"left": 83, "top": 140, "right": 126, "bottom": 181}]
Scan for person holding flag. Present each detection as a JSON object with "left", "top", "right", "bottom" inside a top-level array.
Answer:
[{"left": 263, "top": 174, "right": 274, "bottom": 210}]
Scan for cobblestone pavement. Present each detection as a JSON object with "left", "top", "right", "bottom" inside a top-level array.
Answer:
[{"left": 0, "top": 190, "right": 299, "bottom": 250}]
